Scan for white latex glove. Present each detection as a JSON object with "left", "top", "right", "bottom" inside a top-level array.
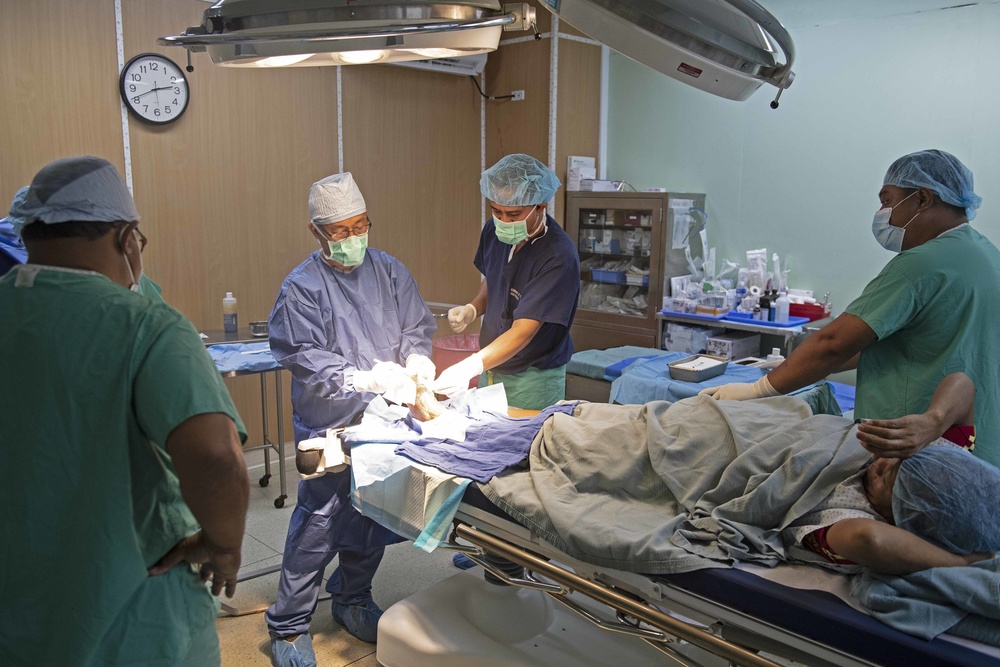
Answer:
[
  {"left": 405, "top": 353, "right": 437, "bottom": 383},
  {"left": 351, "top": 361, "right": 409, "bottom": 394},
  {"left": 431, "top": 353, "right": 485, "bottom": 397},
  {"left": 699, "top": 375, "right": 779, "bottom": 401},
  {"left": 448, "top": 304, "right": 477, "bottom": 333}
]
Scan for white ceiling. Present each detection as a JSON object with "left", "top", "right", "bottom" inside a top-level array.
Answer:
[{"left": 761, "top": 0, "right": 996, "bottom": 28}]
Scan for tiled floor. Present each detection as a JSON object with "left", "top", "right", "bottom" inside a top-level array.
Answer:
[{"left": 217, "top": 451, "right": 457, "bottom": 667}]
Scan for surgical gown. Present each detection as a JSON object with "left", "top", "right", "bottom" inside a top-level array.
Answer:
[
  {"left": 0, "top": 264, "right": 246, "bottom": 667},
  {"left": 845, "top": 225, "right": 1000, "bottom": 466},
  {"left": 265, "top": 248, "right": 435, "bottom": 638}
]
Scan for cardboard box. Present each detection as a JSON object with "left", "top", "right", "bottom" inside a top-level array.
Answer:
[
  {"left": 663, "top": 322, "right": 724, "bottom": 354},
  {"left": 706, "top": 331, "right": 761, "bottom": 360}
]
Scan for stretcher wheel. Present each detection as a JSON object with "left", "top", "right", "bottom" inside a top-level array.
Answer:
[
  {"left": 259, "top": 474, "right": 271, "bottom": 488},
  {"left": 274, "top": 495, "right": 286, "bottom": 509}
]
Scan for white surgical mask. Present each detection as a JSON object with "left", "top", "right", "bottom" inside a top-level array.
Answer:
[
  {"left": 872, "top": 191, "right": 920, "bottom": 253},
  {"left": 118, "top": 226, "right": 143, "bottom": 292}
]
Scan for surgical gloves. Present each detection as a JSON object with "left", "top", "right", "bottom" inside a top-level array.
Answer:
[
  {"left": 405, "top": 354, "right": 436, "bottom": 383},
  {"left": 448, "top": 304, "right": 477, "bottom": 332},
  {"left": 431, "top": 352, "right": 484, "bottom": 397},
  {"left": 699, "top": 375, "right": 779, "bottom": 401},
  {"left": 351, "top": 361, "right": 416, "bottom": 405}
]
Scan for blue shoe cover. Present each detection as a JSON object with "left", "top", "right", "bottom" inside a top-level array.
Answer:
[
  {"left": 452, "top": 553, "right": 478, "bottom": 570},
  {"left": 331, "top": 598, "right": 383, "bottom": 643},
  {"left": 270, "top": 634, "right": 316, "bottom": 667}
]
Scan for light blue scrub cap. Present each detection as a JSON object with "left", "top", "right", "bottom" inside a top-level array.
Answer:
[
  {"left": 480, "top": 154, "right": 561, "bottom": 206},
  {"left": 883, "top": 149, "right": 982, "bottom": 221},
  {"left": 892, "top": 445, "right": 1000, "bottom": 554},
  {"left": 12, "top": 156, "right": 139, "bottom": 236},
  {"left": 4, "top": 186, "right": 30, "bottom": 239}
]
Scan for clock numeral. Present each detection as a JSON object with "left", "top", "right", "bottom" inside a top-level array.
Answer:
[
  {"left": 150, "top": 62, "right": 159, "bottom": 71},
  {"left": 174, "top": 87, "right": 181, "bottom": 95},
  {"left": 153, "top": 108, "right": 161, "bottom": 117},
  {"left": 131, "top": 73, "right": 141, "bottom": 82},
  {"left": 143, "top": 105, "right": 149, "bottom": 113},
  {"left": 132, "top": 96, "right": 141, "bottom": 104},
  {"left": 165, "top": 106, "right": 172, "bottom": 114},
  {"left": 173, "top": 99, "right": 179, "bottom": 106},
  {"left": 128, "top": 84, "right": 136, "bottom": 93},
  {"left": 140, "top": 65, "right": 147, "bottom": 74}
]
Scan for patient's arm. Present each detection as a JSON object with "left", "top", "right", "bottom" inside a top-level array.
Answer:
[
  {"left": 856, "top": 372, "right": 975, "bottom": 459},
  {"left": 825, "top": 518, "right": 992, "bottom": 575}
]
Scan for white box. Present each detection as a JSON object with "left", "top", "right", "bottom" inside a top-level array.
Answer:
[
  {"left": 663, "top": 322, "right": 724, "bottom": 354},
  {"left": 567, "top": 166, "right": 597, "bottom": 191},
  {"left": 579, "top": 179, "right": 623, "bottom": 192},
  {"left": 706, "top": 331, "right": 761, "bottom": 360}
]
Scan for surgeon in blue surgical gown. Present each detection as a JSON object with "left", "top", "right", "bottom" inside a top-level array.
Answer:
[{"left": 264, "top": 172, "right": 436, "bottom": 666}]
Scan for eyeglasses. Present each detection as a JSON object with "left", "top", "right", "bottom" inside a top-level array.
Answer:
[{"left": 325, "top": 218, "right": 372, "bottom": 242}]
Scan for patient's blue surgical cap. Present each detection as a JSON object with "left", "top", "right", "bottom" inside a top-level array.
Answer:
[
  {"left": 481, "top": 154, "right": 561, "bottom": 206},
  {"left": 892, "top": 445, "right": 1000, "bottom": 554},
  {"left": 12, "top": 157, "right": 139, "bottom": 236},
  {"left": 883, "top": 149, "right": 982, "bottom": 221},
  {"left": 5, "top": 186, "right": 30, "bottom": 238}
]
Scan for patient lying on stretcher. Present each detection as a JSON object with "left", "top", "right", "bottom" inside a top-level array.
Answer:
[{"left": 394, "top": 372, "right": 998, "bottom": 579}]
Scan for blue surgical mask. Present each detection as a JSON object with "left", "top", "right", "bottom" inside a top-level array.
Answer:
[
  {"left": 872, "top": 191, "right": 919, "bottom": 253},
  {"left": 326, "top": 232, "right": 368, "bottom": 266},
  {"left": 493, "top": 205, "right": 537, "bottom": 245}
]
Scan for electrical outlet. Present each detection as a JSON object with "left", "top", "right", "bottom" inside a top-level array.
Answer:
[{"left": 511, "top": 90, "right": 525, "bottom": 101}]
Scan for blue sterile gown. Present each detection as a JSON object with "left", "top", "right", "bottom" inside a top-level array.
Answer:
[{"left": 264, "top": 248, "right": 435, "bottom": 638}]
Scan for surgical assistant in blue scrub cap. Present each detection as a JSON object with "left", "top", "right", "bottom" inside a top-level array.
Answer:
[
  {"left": 701, "top": 149, "right": 1000, "bottom": 469},
  {"left": 437, "top": 154, "right": 580, "bottom": 411},
  {"left": 0, "top": 187, "right": 29, "bottom": 275},
  {"left": 1, "top": 157, "right": 249, "bottom": 667},
  {"left": 264, "top": 172, "right": 436, "bottom": 664}
]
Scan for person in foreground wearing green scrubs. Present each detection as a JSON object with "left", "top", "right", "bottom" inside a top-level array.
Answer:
[
  {"left": 0, "top": 156, "right": 250, "bottom": 666},
  {"left": 701, "top": 149, "right": 1000, "bottom": 467}
]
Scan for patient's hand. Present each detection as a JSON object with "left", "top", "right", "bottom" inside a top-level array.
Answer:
[{"left": 409, "top": 375, "right": 445, "bottom": 422}]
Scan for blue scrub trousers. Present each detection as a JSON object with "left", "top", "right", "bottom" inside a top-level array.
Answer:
[{"left": 265, "top": 469, "right": 403, "bottom": 638}]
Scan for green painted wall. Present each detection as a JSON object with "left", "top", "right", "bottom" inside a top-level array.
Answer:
[{"left": 607, "top": 2, "right": 1000, "bottom": 315}]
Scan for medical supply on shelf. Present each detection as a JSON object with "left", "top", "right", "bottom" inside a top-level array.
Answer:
[
  {"left": 667, "top": 354, "right": 729, "bottom": 382},
  {"left": 707, "top": 332, "right": 761, "bottom": 360},
  {"left": 223, "top": 292, "right": 238, "bottom": 333},
  {"left": 663, "top": 322, "right": 724, "bottom": 354},
  {"left": 766, "top": 348, "right": 785, "bottom": 363},
  {"left": 774, "top": 292, "right": 790, "bottom": 324}
]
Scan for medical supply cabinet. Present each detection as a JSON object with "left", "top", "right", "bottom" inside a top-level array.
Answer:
[{"left": 566, "top": 191, "right": 705, "bottom": 351}]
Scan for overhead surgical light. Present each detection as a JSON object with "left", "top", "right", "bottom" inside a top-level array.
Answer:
[
  {"left": 158, "top": 0, "right": 538, "bottom": 68},
  {"left": 161, "top": 0, "right": 794, "bottom": 106}
]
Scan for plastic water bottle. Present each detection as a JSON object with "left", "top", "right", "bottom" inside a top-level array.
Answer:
[
  {"left": 775, "top": 292, "right": 790, "bottom": 324},
  {"left": 223, "top": 292, "right": 238, "bottom": 333}
]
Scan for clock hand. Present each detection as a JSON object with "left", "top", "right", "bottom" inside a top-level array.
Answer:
[{"left": 135, "top": 85, "right": 174, "bottom": 99}]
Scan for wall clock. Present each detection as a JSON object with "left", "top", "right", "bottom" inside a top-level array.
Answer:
[{"left": 119, "top": 53, "right": 189, "bottom": 125}]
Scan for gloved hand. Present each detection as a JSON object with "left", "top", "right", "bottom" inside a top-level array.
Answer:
[
  {"left": 431, "top": 352, "right": 485, "bottom": 397},
  {"left": 448, "top": 304, "right": 477, "bottom": 332},
  {"left": 699, "top": 375, "right": 779, "bottom": 401},
  {"left": 405, "top": 353, "right": 436, "bottom": 383},
  {"left": 351, "top": 361, "right": 409, "bottom": 394}
]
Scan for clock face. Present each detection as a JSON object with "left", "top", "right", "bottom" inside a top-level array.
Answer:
[{"left": 119, "top": 53, "right": 189, "bottom": 125}]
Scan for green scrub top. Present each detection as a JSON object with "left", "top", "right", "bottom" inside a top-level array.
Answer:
[
  {"left": 0, "top": 265, "right": 246, "bottom": 667},
  {"left": 845, "top": 225, "right": 1000, "bottom": 467}
]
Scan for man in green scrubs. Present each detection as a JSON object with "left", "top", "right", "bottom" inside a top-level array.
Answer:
[
  {"left": 0, "top": 157, "right": 250, "bottom": 666},
  {"left": 701, "top": 150, "right": 1000, "bottom": 467}
]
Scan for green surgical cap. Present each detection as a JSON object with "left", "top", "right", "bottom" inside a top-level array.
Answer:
[
  {"left": 481, "top": 154, "right": 561, "bottom": 206},
  {"left": 892, "top": 445, "right": 1000, "bottom": 554},
  {"left": 883, "top": 149, "right": 981, "bottom": 221}
]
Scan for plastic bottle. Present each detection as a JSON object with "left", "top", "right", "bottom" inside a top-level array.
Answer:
[
  {"left": 223, "top": 292, "right": 238, "bottom": 333},
  {"left": 759, "top": 295, "right": 771, "bottom": 321},
  {"left": 775, "top": 291, "right": 790, "bottom": 324},
  {"left": 766, "top": 347, "right": 785, "bottom": 363}
]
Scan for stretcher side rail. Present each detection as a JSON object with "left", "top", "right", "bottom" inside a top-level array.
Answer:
[{"left": 453, "top": 521, "right": 782, "bottom": 667}]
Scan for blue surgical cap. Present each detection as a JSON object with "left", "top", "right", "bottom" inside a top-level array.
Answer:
[
  {"left": 892, "top": 445, "right": 1000, "bottom": 554},
  {"left": 4, "top": 186, "right": 30, "bottom": 241},
  {"left": 481, "top": 154, "right": 561, "bottom": 206},
  {"left": 883, "top": 149, "right": 982, "bottom": 221},
  {"left": 12, "top": 157, "right": 138, "bottom": 236}
]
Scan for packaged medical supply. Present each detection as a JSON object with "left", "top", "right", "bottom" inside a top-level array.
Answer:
[
  {"left": 707, "top": 332, "right": 761, "bottom": 360},
  {"left": 223, "top": 292, "right": 238, "bottom": 333},
  {"left": 766, "top": 348, "right": 785, "bottom": 363},
  {"left": 663, "top": 322, "right": 724, "bottom": 354},
  {"left": 774, "top": 292, "right": 790, "bottom": 324}
]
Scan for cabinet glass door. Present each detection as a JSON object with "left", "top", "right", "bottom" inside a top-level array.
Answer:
[{"left": 577, "top": 205, "right": 655, "bottom": 319}]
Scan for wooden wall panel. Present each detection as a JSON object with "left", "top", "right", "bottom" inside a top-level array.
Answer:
[
  {"left": 0, "top": 0, "right": 124, "bottom": 194},
  {"left": 555, "top": 39, "right": 602, "bottom": 223},
  {"left": 341, "top": 64, "right": 483, "bottom": 306}
]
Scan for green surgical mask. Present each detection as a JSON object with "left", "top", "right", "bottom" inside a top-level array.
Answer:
[
  {"left": 493, "top": 205, "right": 537, "bottom": 245},
  {"left": 326, "top": 232, "right": 368, "bottom": 266}
]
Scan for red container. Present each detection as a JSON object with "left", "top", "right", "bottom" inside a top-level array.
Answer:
[
  {"left": 432, "top": 333, "right": 481, "bottom": 388},
  {"left": 789, "top": 302, "right": 832, "bottom": 322}
]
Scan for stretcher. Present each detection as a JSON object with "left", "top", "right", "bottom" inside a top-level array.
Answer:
[{"left": 373, "top": 484, "right": 1000, "bottom": 667}]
